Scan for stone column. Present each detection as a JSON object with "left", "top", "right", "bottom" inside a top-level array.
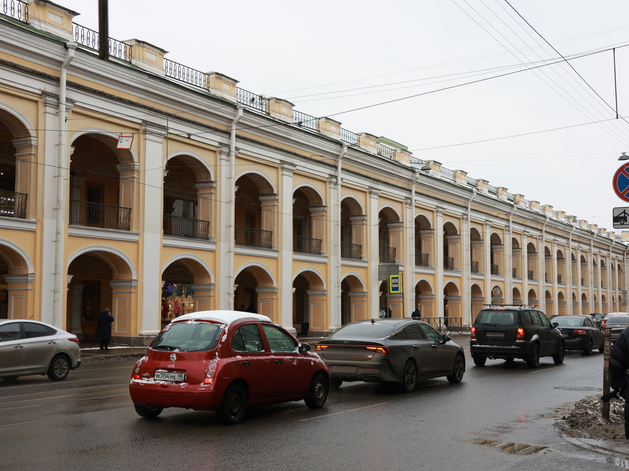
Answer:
[
  {"left": 4, "top": 274, "right": 35, "bottom": 320},
  {"left": 195, "top": 181, "right": 216, "bottom": 239},
  {"left": 12, "top": 137, "right": 37, "bottom": 219},
  {"left": 307, "top": 289, "right": 328, "bottom": 331},
  {"left": 110, "top": 279, "right": 138, "bottom": 339},
  {"left": 117, "top": 163, "right": 138, "bottom": 230},
  {"left": 256, "top": 287, "right": 278, "bottom": 319},
  {"left": 405, "top": 198, "right": 414, "bottom": 317},
  {"left": 522, "top": 233, "right": 529, "bottom": 304},
  {"left": 139, "top": 122, "right": 166, "bottom": 337},
  {"left": 191, "top": 283, "right": 215, "bottom": 311},
  {"left": 388, "top": 221, "right": 404, "bottom": 264},
  {"left": 484, "top": 221, "right": 491, "bottom": 303},
  {"left": 260, "top": 194, "right": 278, "bottom": 249},
  {"left": 68, "top": 283, "right": 84, "bottom": 336}
]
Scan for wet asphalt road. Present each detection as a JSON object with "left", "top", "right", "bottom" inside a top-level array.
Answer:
[{"left": 1, "top": 346, "right": 628, "bottom": 471}]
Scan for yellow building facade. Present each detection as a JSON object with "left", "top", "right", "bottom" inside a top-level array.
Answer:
[{"left": 0, "top": 1, "right": 627, "bottom": 344}]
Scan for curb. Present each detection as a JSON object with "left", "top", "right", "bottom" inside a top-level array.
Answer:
[
  {"left": 82, "top": 352, "right": 145, "bottom": 364},
  {"left": 563, "top": 434, "right": 629, "bottom": 460}
]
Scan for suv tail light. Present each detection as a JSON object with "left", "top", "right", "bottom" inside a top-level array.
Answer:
[
  {"left": 601, "top": 319, "right": 607, "bottom": 327},
  {"left": 471, "top": 326, "right": 476, "bottom": 340},
  {"left": 204, "top": 360, "right": 218, "bottom": 385},
  {"left": 516, "top": 327, "right": 525, "bottom": 341}
]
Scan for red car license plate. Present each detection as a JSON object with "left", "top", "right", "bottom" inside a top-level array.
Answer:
[{"left": 154, "top": 370, "right": 186, "bottom": 382}]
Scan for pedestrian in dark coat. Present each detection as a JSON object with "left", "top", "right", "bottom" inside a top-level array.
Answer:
[
  {"left": 411, "top": 307, "right": 421, "bottom": 319},
  {"left": 97, "top": 308, "right": 114, "bottom": 350},
  {"left": 609, "top": 326, "right": 629, "bottom": 439}
]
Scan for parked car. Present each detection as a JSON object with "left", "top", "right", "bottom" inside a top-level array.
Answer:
[
  {"left": 0, "top": 319, "right": 81, "bottom": 381},
  {"left": 129, "top": 310, "right": 329, "bottom": 424},
  {"left": 550, "top": 315, "right": 604, "bottom": 355},
  {"left": 470, "top": 305, "right": 565, "bottom": 368},
  {"left": 589, "top": 312, "right": 605, "bottom": 328},
  {"left": 602, "top": 312, "right": 629, "bottom": 344},
  {"left": 315, "top": 318, "right": 465, "bottom": 391}
]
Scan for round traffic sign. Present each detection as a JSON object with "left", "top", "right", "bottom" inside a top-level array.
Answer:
[{"left": 613, "top": 163, "right": 629, "bottom": 202}]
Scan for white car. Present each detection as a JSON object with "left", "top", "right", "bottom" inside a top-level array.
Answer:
[{"left": 0, "top": 319, "right": 81, "bottom": 381}]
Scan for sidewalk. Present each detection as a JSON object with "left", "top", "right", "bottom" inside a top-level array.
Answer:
[{"left": 563, "top": 435, "right": 629, "bottom": 460}]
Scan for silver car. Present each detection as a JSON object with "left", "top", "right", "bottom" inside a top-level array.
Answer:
[
  {"left": 316, "top": 318, "right": 465, "bottom": 391},
  {"left": 0, "top": 319, "right": 81, "bottom": 381}
]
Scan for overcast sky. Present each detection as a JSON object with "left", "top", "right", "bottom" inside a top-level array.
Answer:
[{"left": 58, "top": 0, "right": 629, "bottom": 233}]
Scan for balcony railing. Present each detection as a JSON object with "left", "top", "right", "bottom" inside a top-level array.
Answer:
[
  {"left": 341, "top": 242, "right": 362, "bottom": 260},
  {"left": 0, "top": 189, "right": 27, "bottom": 219},
  {"left": 72, "top": 23, "right": 132, "bottom": 62},
  {"left": 163, "top": 214, "right": 210, "bottom": 240},
  {"left": 528, "top": 270, "right": 535, "bottom": 281},
  {"left": 471, "top": 261, "right": 479, "bottom": 273},
  {"left": 1, "top": 0, "right": 28, "bottom": 22},
  {"left": 557, "top": 274, "right": 563, "bottom": 284},
  {"left": 379, "top": 247, "right": 396, "bottom": 264},
  {"left": 235, "top": 226, "right": 272, "bottom": 249},
  {"left": 512, "top": 268, "right": 518, "bottom": 277},
  {"left": 444, "top": 257, "right": 454, "bottom": 270},
  {"left": 416, "top": 252, "right": 429, "bottom": 267},
  {"left": 70, "top": 200, "right": 130, "bottom": 231},
  {"left": 491, "top": 264, "right": 499, "bottom": 275},
  {"left": 293, "top": 235, "right": 322, "bottom": 255}
]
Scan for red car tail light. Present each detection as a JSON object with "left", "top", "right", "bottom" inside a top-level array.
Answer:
[
  {"left": 133, "top": 374, "right": 141, "bottom": 380},
  {"left": 204, "top": 360, "right": 218, "bottom": 385},
  {"left": 366, "top": 346, "right": 390, "bottom": 354},
  {"left": 69, "top": 338, "right": 80, "bottom": 345},
  {"left": 315, "top": 345, "right": 328, "bottom": 352},
  {"left": 574, "top": 329, "right": 586, "bottom": 335},
  {"left": 471, "top": 326, "right": 476, "bottom": 340},
  {"left": 516, "top": 327, "right": 525, "bottom": 341}
]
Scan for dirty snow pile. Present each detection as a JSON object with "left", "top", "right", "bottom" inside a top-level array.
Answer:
[{"left": 557, "top": 396, "right": 626, "bottom": 442}]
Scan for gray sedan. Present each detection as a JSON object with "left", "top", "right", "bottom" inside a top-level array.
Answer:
[
  {"left": 316, "top": 318, "right": 465, "bottom": 391},
  {"left": 0, "top": 319, "right": 81, "bottom": 381}
]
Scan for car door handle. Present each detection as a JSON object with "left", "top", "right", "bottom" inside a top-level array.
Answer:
[
  {"left": 48, "top": 341, "right": 57, "bottom": 345},
  {"left": 14, "top": 345, "right": 23, "bottom": 349},
  {"left": 275, "top": 360, "right": 283, "bottom": 364},
  {"left": 431, "top": 344, "right": 438, "bottom": 348},
  {"left": 241, "top": 361, "right": 251, "bottom": 366},
  {"left": 412, "top": 344, "right": 419, "bottom": 349}
]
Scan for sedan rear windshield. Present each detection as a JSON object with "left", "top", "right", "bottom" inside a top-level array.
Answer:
[
  {"left": 553, "top": 317, "right": 583, "bottom": 327},
  {"left": 329, "top": 322, "right": 396, "bottom": 339},
  {"left": 476, "top": 310, "right": 518, "bottom": 326},
  {"left": 151, "top": 321, "right": 224, "bottom": 352}
]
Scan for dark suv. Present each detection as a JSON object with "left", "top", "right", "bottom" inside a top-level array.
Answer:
[{"left": 470, "top": 305, "right": 565, "bottom": 368}]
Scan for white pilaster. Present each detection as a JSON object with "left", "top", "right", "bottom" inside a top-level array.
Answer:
[
  {"left": 369, "top": 188, "right": 381, "bottom": 316},
  {"left": 280, "top": 163, "right": 295, "bottom": 329},
  {"left": 139, "top": 122, "right": 167, "bottom": 336}
]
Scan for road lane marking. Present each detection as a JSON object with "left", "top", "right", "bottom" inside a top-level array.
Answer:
[{"left": 299, "top": 402, "right": 387, "bottom": 421}]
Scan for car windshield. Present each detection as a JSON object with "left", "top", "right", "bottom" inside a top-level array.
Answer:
[
  {"left": 151, "top": 321, "right": 224, "bottom": 352},
  {"left": 476, "top": 310, "right": 517, "bottom": 326},
  {"left": 329, "top": 321, "right": 397, "bottom": 339},
  {"left": 553, "top": 317, "right": 583, "bottom": 327}
]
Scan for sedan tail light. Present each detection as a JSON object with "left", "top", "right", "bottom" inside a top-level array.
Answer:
[
  {"left": 315, "top": 345, "right": 328, "bottom": 352},
  {"left": 516, "top": 327, "right": 525, "bottom": 341},
  {"left": 471, "top": 326, "right": 476, "bottom": 340},
  {"left": 366, "top": 346, "right": 390, "bottom": 354},
  {"left": 574, "top": 329, "right": 586, "bottom": 335},
  {"left": 69, "top": 338, "right": 80, "bottom": 345}
]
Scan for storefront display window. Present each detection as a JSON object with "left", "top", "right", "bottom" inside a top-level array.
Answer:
[{"left": 161, "top": 283, "right": 195, "bottom": 325}]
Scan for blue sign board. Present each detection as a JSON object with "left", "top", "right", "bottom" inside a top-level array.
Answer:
[{"left": 389, "top": 274, "right": 401, "bottom": 294}]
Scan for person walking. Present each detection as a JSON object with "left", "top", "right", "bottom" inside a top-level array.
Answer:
[
  {"left": 609, "top": 325, "right": 629, "bottom": 439},
  {"left": 97, "top": 308, "right": 114, "bottom": 350}
]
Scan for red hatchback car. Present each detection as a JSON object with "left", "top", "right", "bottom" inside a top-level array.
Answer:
[{"left": 129, "top": 310, "right": 329, "bottom": 424}]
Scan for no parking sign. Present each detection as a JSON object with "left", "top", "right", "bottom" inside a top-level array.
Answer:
[{"left": 612, "top": 163, "right": 629, "bottom": 202}]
